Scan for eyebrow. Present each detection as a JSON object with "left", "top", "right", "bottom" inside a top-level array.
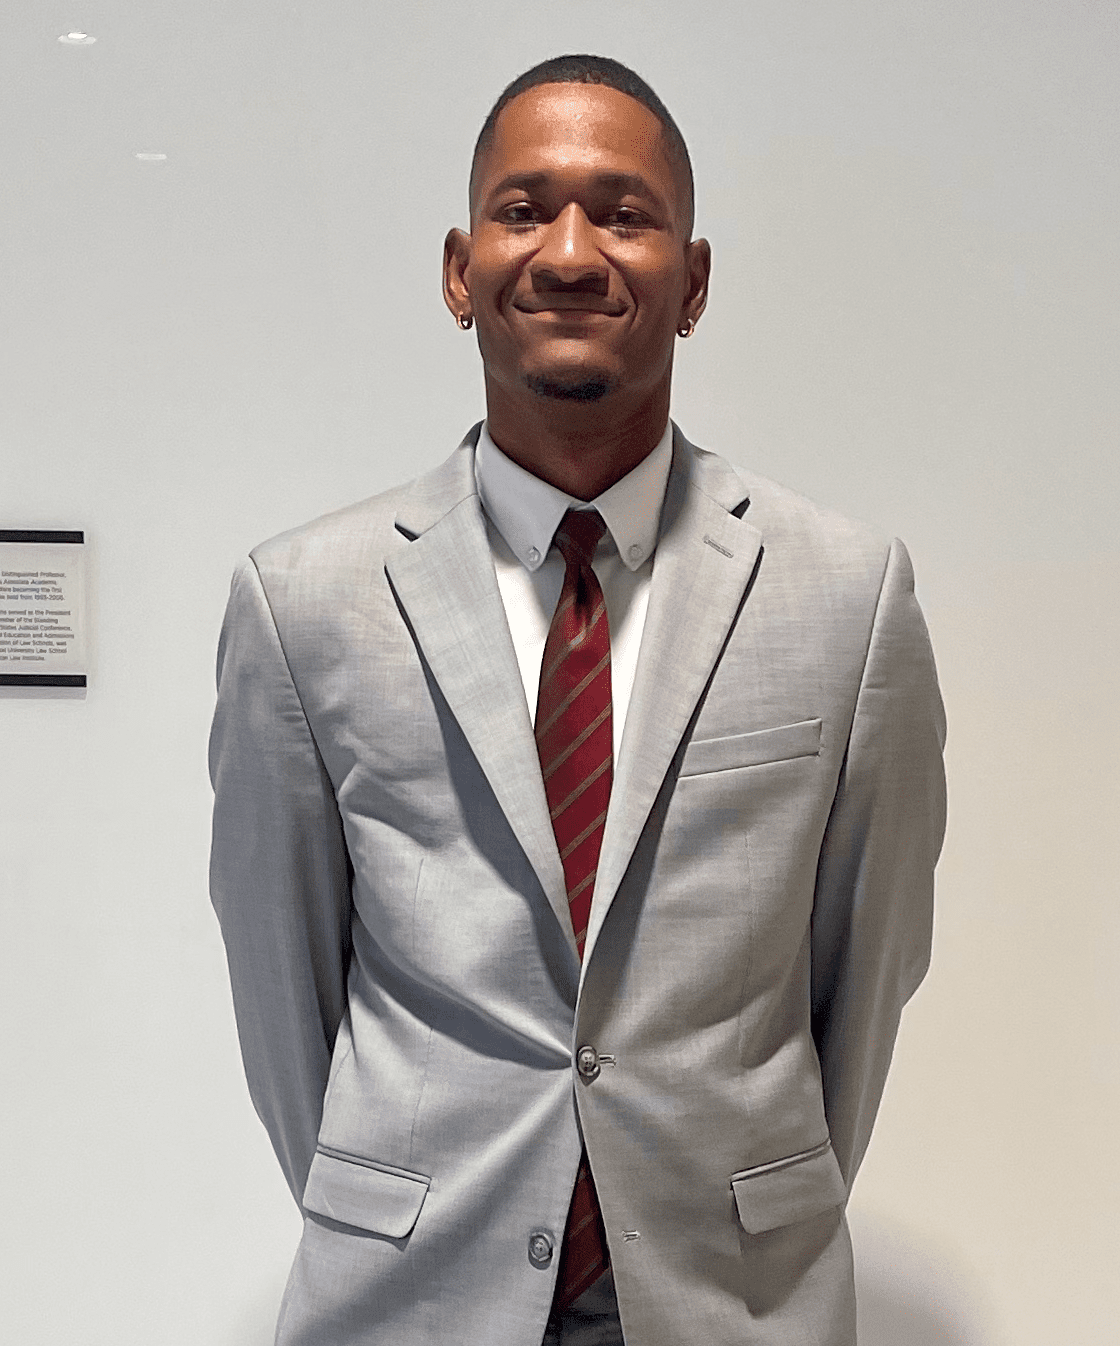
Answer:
[{"left": 486, "top": 170, "right": 662, "bottom": 202}]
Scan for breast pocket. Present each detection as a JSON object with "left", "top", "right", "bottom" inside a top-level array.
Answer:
[
  {"left": 302, "top": 1147, "right": 430, "bottom": 1237},
  {"left": 680, "top": 718, "right": 822, "bottom": 778},
  {"left": 731, "top": 1139, "right": 847, "bottom": 1235}
]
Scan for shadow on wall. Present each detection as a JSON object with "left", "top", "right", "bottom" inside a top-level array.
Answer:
[{"left": 852, "top": 1210, "right": 995, "bottom": 1346}]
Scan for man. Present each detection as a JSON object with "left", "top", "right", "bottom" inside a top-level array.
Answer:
[{"left": 210, "top": 54, "right": 946, "bottom": 1346}]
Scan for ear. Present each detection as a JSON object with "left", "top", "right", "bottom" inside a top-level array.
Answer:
[
  {"left": 443, "top": 227, "right": 473, "bottom": 322},
  {"left": 680, "top": 237, "right": 711, "bottom": 329}
]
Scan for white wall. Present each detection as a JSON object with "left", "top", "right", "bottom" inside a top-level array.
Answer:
[{"left": 2, "top": 3, "right": 1116, "bottom": 1342}]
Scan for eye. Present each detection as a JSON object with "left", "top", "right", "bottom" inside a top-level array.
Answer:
[
  {"left": 605, "top": 207, "right": 649, "bottom": 234},
  {"left": 498, "top": 201, "right": 542, "bottom": 227}
]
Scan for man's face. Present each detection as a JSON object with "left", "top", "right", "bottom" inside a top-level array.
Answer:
[{"left": 454, "top": 83, "right": 704, "bottom": 408}]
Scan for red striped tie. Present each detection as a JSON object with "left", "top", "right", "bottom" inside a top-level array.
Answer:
[{"left": 535, "top": 509, "right": 612, "bottom": 1310}]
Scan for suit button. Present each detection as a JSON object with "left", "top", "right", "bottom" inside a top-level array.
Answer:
[
  {"left": 576, "top": 1045, "right": 600, "bottom": 1081},
  {"left": 528, "top": 1230, "right": 554, "bottom": 1266}
]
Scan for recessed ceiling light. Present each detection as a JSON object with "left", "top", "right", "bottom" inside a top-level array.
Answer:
[
  {"left": 59, "top": 31, "right": 96, "bottom": 45},
  {"left": 135, "top": 152, "right": 168, "bottom": 162}
]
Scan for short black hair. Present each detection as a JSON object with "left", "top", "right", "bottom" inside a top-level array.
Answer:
[{"left": 470, "top": 54, "right": 695, "bottom": 237}]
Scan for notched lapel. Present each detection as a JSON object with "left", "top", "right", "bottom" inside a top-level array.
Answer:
[
  {"left": 385, "top": 455, "right": 575, "bottom": 959},
  {"left": 584, "top": 435, "right": 763, "bottom": 966}
]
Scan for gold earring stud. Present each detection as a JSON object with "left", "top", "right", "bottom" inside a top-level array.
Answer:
[
  {"left": 457, "top": 312, "right": 474, "bottom": 331},
  {"left": 677, "top": 318, "right": 695, "bottom": 338}
]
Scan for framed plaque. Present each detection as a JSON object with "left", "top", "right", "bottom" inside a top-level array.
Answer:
[{"left": 0, "top": 530, "right": 88, "bottom": 688}]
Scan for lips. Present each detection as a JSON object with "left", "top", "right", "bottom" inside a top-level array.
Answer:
[{"left": 514, "top": 297, "right": 626, "bottom": 317}]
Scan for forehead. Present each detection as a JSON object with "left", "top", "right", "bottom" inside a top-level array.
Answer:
[{"left": 476, "top": 83, "right": 679, "bottom": 206}]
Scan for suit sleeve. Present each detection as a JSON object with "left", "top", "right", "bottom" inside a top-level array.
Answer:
[
  {"left": 811, "top": 537, "right": 946, "bottom": 1188},
  {"left": 208, "top": 558, "right": 352, "bottom": 1205}
]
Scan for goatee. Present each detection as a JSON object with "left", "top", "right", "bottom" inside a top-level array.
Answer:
[{"left": 525, "top": 372, "right": 615, "bottom": 403}]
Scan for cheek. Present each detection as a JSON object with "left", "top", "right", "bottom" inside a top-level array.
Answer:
[
  {"left": 468, "top": 242, "right": 525, "bottom": 295},
  {"left": 629, "top": 286, "right": 683, "bottom": 348},
  {"left": 466, "top": 260, "right": 500, "bottom": 299},
  {"left": 626, "top": 260, "right": 685, "bottom": 314}
]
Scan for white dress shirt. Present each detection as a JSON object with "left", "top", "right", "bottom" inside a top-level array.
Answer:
[{"left": 475, "top": 421, "right": 673, "bottom": 764}]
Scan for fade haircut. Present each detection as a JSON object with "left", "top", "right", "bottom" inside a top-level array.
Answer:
[{"left": 470, "top": 54, "right": 695, "bottom": 238}]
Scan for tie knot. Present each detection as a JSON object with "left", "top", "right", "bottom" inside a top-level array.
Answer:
[{"left": 554, "top": 510, "right": 606, "bottom": 566}]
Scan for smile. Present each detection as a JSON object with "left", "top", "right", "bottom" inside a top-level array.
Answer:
[{"left": 514, "top": 302, "right": 626, "bottom": 319}]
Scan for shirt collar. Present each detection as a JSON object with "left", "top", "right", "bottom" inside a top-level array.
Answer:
[{"left": 475, "top": 420, "right": 673, "bottom": 573}]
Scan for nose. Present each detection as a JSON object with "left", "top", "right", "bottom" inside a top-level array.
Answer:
[{"left": 530, "top": 204, "right": 608, "bottom": 291}]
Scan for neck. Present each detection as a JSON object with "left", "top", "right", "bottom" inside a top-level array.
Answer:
[{"left": 483, "top": 379, "right": 670, "bottom": 500}]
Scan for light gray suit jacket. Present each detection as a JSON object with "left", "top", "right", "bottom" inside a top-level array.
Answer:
[{"left": 209, "top": 426, "right": 946, "bottom": 1345}]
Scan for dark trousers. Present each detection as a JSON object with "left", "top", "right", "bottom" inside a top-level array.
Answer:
[{"left": 542, "top": 1269, "right": 625, "bottom": 1346}]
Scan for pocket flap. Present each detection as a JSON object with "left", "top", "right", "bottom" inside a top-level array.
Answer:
[
  {"left": 303, "top": 1149, "right": 430, "bottom": 1237},
  {"left": 731, "top": 1140, "right": 847, "bottom": 1235},
  {"left": 681, "top": 718, "right": 822, "bottom": 777}
]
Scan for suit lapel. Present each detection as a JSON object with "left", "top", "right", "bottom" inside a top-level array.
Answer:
[
  {"left": 386, "top": 427, "right": 761, "bottom": 971},
  {"left": 386, "top": 435, "right": 576, "bottom": 957},
  {"left": 584, "top": 431, "right": 762, "bottom": 965}
]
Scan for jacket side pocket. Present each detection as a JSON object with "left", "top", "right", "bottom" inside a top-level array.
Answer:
[
  {"left": 731, "top": 1140, "right": 847, "bottom": 1235},
  {"left": 303, "top": 1148, "right": 430, "bottom": 1237}
]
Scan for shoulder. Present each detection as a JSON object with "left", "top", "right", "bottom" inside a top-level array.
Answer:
[
  {"left": 247, "top": 434, "right": 479, "bottom": 588},
  {"left": 739, "top": 463, "right": 888, "bottom": 552},
  {"left": 248, "top": 481, "right": 412, "bottom": 582},
  {"left": 686, "top": 445, "right": 936, "bottom": 710},
  {"left": 682, "top": 438, "right": 897, "bottom": 590}
]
